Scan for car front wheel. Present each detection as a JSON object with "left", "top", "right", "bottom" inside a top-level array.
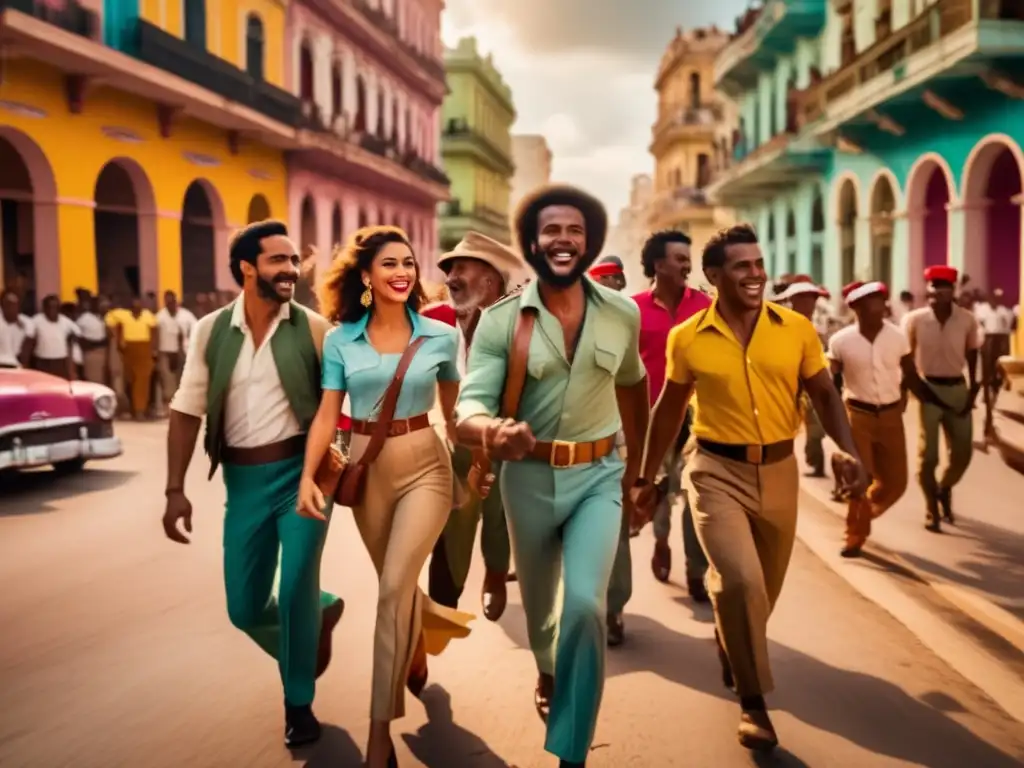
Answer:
[{"left": 53, "top": 458, "right": 87, "bottom": 474}]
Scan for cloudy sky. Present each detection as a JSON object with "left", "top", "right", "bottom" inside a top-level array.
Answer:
[{"left": 441, "top": 0, "right": 752, "bottom": 219}]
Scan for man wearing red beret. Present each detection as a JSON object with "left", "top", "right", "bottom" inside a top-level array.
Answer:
[{"left": 901, "top": 265, "right": 982, "bottom": 530}]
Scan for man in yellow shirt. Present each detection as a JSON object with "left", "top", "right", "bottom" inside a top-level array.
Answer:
[
  {"left": 106, "top": 296, "right": 158, "bottom": 419},
  {"left": 633, "top": 224, "right": 867, "bottom": 752}
]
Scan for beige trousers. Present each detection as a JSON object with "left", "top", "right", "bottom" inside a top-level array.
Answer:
[
  {"left": 683, "top": 449, "right": 799, "bottom": 697},
  {"left": 157, "top": 352, "right": 182, "bottom": 406},
  {"left": 350, "top": 426, "right": 470, "bottom": 721},
  {"left": 81, "top": 347, "right": 107, "bottom": 384}
]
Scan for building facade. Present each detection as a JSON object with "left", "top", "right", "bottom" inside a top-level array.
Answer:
[
  {"left": 438, "top": 36, "right": 516, "bottom": 253},
  {"left": 285, "top": 0, "right": 449, "bottom": 285},
  {"left": 0, "top": 0, "right": 297, "bottom": 307},
  {"left": 605, "top": 173, "right": 654, "bottom": 291},
  {"left": 708, "top": 0, "right": 1024, "bottom": 312},
  {"left": 510, "top": 133, "right": 552, "bottom": 211},
  {"left": 649, "top": 26, "right": 736, "bottom": 274}
]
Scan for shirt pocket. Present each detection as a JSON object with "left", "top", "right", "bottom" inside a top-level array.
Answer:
[{"left": 594, "top": 340, "right": 622, "bottom": 377}]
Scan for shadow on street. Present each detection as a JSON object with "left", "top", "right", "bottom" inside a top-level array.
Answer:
[
  {"left": 402, "top": 684, "right": 511, "bottom": 767},
  {"left": 300, "top": 724, "right": 364, "bottom": 767},
  {"left": 0, "top": 467, "right": 136, "bottom": 515},
  {"left": 497, "top": 603, "right": 1024, "bottom": 768}
]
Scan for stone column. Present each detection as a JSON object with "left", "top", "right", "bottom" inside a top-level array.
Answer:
[
  {"left": 899, "top": 207, "right": 926, "bottom": 298},
  {"left": 854, "top": 215, "right": 872, "bottom": 281},
  {"left": 890, "top": 208, "right": 909, "bottom": 295},
  {"left": 313, "top": 33, "right": 333, "bottom": 126}
]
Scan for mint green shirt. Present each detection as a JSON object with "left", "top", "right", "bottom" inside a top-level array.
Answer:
[{"left": 456, "top": 277, "right": 645, "bottom": 442}]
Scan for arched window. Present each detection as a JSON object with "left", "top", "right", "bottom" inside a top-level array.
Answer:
[
  {"left": 245, "top": 14, "right": 264, "bottom": 80},
  {"left": 299, "top": 41, "right": 314, "bottom": 100},
  {"left": 184, "top": 0, "right": 206, "bottom": 48},
  {"left": 355, "top": 76, "right": 367, "bottom": 132},
  {"left": 689, "top": 71, "right": 700, "bottom": 109}
]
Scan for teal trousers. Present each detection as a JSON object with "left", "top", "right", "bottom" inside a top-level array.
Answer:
[
  {"left": 222, "top": 454, "right": 339, "bottom": 707},
  {"left": 501, "top": 452, "right": 623, "bottom": 764}
]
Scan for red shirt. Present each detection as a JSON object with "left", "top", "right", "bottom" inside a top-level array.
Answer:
[
  {"left": 420, "top": 302, "right": 457, "bottom": 327},
  {"left": 632, "top": 286, "right": 712, "bottom": 405}
]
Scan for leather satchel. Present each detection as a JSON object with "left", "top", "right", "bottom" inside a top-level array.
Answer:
[
  {"left": 315, "top": 337, "right": 427, "bottom": 507},
  {"left": 468, "top": 305, "right": 536, "bottom": 495}
]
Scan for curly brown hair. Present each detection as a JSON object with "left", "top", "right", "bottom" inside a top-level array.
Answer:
[{"left": 317, "top": 225, "right": 427, "bottom": 323}]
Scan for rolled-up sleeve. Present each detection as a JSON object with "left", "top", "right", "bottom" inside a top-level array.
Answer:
[
  {"left": 615, "top": 304, "right": 646, "bottom": 387},
  {"left": 169, "top": 315, "right": 212, "bottom": 418},
  {"left": 455, "top": 307, "right": 507, "bottom": 424},
  {"left": 437, "top": 329, "right": 461, "bottom": 382},
  {"left": 321, "top": 328, "right": 346, "bottom": 391}
]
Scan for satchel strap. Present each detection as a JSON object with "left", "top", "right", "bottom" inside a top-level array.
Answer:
[
  {"left": 500, "top": 306, "right": 536, "bottom": 418},
  {"left": 359, "top": 336, "right": 427, "bottom": 466}
]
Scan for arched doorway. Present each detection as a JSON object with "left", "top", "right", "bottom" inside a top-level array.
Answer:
[
  {"left": 810, "top": 187, "right": 825, "bottom": 284},
  {"left": 837, "top": 178, "right": 858, "bottom": 285},
  {"left": 0, "top": 128, "right": 58, "bottom": 313},
  {"left": 180, "top": 181, "right": 219, "bottom": 298},
  {"left": 906, "top": 156, "right": 952, "bottom": 298},
  {"left": 94, "top": 159, "right": 156, "bottom": 300},
  {"left": 869, "top": 174, "right": 896, "bottom": 286},
  {"left": 963, "top": 137, "right": 1023, "bottom": 305},
  {"left": 247, "top": 193, "right": 271, "bottom": 223},
  {"left": 296, "top": 195, "right": 317, "bottom": 306}
]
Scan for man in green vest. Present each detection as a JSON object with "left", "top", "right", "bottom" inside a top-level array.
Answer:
[{"left": 161, "top": 220, "right": 344, "bottom": 748}]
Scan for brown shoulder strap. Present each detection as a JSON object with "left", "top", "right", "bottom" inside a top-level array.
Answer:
[
  {"left": 360, "top": 336, "right": 427, "bottom": 466},
  {"left": 500, "top": 307, "right": 536, "bottom": 418}
]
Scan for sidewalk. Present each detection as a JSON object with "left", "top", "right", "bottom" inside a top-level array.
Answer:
[{"left": 798, "top": 402, "right": 1024, "bottom": 632}]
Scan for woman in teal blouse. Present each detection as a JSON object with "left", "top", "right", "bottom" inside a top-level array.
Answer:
[{"left": 298, "top": 226, "right": 473, "bottom": 768}]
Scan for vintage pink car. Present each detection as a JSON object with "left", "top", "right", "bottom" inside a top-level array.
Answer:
[{"left": 0, "top": 368, "right": 122, "bottom": 473}]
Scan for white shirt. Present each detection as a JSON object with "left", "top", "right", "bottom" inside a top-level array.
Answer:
[
  {"left": 827, "top": 321, "right": 910, "bottom": 406},
  {"left": 0, "top": 314, "right": 34, "bottom": 367},
  {"left": 974, "top": 301, "right": 1015, "bottom": 335},
  {"left": 31, "top": 314, "right": 78, "bottom": 360},
  {"left": 156, "top": 307, "right": 198, "bottom": 354},
  {"left": 76, "top": 312, "right": 107, "bottom": 343},
  {"left": 171, "top": 298, "right": 301, "bottom": 448}
]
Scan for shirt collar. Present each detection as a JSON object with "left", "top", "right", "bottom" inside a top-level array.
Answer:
[
  {"left": 696, "top": 300, "right": 786, "bottom": 335},
  {"left": 338, "top": 305, "right": 447, "bottom": 342},
  {"left": 231, "top": 294, "right": 291, "bottom": 330},
  {"left": 519, "top": 276, "right": 605, "bottom": 311}
]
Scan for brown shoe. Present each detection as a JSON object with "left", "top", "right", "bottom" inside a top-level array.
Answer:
[
  {"left": 737, "top": 708, "right": 778, "bottom": 752},
  {"left": 481, "top": 569, "right": 508, "bottom": 621},
  {"left": 651, "top": 539, "right": 671, "bottom": 583},
  {"left": 315, "top": 598, "right": 345, "bottom": 678},
  {"left": 534, "top": 672, "right": 554, "bottom": 722}
]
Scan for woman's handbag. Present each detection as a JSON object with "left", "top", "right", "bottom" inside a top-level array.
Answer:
[{"left": 315, "top": 337, "right": 427, "bottom": 507}]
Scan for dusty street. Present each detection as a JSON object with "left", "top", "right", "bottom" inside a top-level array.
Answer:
[{"left": 1, "top": 421, "right": 1023, "bottom": 767}]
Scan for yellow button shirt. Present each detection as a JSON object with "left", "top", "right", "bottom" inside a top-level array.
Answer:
[
  {"left": 666, "top": 301, "right": 827, "bottom": 445},
  {"left": 106, "top": 308, "right": 156, "bottom": 343}
]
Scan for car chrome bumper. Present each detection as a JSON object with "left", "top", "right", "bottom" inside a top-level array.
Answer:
[{"left": 0, "top": 436, "right": 122, "bottom": 470}]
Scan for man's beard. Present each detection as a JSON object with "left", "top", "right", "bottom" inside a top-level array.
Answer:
[
  {"left": 257, "top": 272, "right": 292, "bottom": 303},
  {"left": 525, "top": 244, "right": 594, "bottom": 288}
]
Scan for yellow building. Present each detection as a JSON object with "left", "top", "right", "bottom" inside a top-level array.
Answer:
[
  {"left": 649, "top": 26, "right": 735, "bottom": 273},
  {"left": 439, "top": 37, "right": 516, "bottom": 250},
  {"left": 0, "top": 0, "right": 295, "bottom": 308}
]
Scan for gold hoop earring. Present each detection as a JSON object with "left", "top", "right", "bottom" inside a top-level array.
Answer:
[{"left": 360, "top": 284, "right": 373, "bottom": 307}]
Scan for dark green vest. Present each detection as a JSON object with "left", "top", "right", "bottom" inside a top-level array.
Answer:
[{"left": 204, "top": 301, "right": 321, "bottom": 477}]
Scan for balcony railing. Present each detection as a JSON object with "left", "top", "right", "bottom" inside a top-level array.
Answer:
[
  {"left": 134, "top": 20, "right": 304, "bottom": 128},
  {"left": 653, "top": 103, "right": 725, "bottom": 138},
  {"left": 799, "top": 0, "right": 1024, "bottom": 125},
  {"left": 0, "top": 0, "right": 98, "bottom": 38},
  {"left": 442, "top": 120, "right": 513, "bottom": 168},
  {"left": 650, "top": 187, "right": 710, "bottom": 221}
]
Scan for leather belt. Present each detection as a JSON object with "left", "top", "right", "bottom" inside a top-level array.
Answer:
[
  {"left": 222, "top": 434, "right": 306, "bottom": 466},
  {"left": 847, "top": 398, "right": 902, "bottom": 414},
  {"left": 925, "top": 375, "right": 965, "bottom": 386},
  {"left": 697, "top": 438, "right": 794, "bottom": 466},
  {"left": 529, "top": 434, "right": 617, "bottom": 468},
  {"left": 350, "top": 412, "right": 431, "bottom": 437}
]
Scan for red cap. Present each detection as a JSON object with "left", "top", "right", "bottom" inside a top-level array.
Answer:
[
  {"left": 842, "top": 281, "right": 888, "bottom": 304},
  {"left": 924, "top": 265, "right": 958, "bottom": 284},
  {"left": 589, "top": 261, "right": 624, "bottom": 278}
]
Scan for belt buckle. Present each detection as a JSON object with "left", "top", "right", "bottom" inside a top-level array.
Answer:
[
  {"left": 745, "top": 444, "right": 763, "bottom": 465},
  {"left": 550, "top": 440, "right": 576, "bottom": 468},
  {"left": 390, "top": 420, "right": 409, "bottom": 436}
]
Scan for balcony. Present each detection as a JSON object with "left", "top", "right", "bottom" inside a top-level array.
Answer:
[
  {"left": 441, "top": 119, "right": 515, "bottom": 175},
  {"left": 308, "top": 0, "right": 445, "bottom": 101},
  {"left": 439, "top": 199, "right": 511, "bottom": 248},
  {"left": 706, "top": 131, "right": 831, "bottom": 206},
  {"left": 648, "top": 187, "right": 716, "bottom": 229},
  {"left": 650, "top": 103, "right": 725, "bottom": 154},
  {"left": 799, "top": 0, "right": 1024, "bottom": 135},
  {"left": 715, "top": 0, "right": 828, "bottom": 97},
  {"left": 0, "top": 0, "right": 97, "bottom": 38}
]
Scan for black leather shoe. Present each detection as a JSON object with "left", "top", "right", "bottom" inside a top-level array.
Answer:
[
  {"left": 925, "top": 497, "right": 942, "bottom": 533},
  {"left": 687, "top": 576, "right": 709, "bottom": 603},
  {"left": 285, "top": 703, "right": 321, "bottom": 747},
  {"left": 938, "top": 486, "right": 955, "bottom": 524},
  {"left": 607, "top": 612, "right": 624, "bottom": 647}
]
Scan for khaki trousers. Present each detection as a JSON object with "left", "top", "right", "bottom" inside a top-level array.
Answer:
[
  {"left": 81, "top": 347, "right": 107, "bottom": 384},
  {"left": 683, "top": 449, "right": 799, "bottom": 697},
  {"left": 349, "top": 426, "right": 470, "bottom": 721},
  {"left": 157, "top": 352, "right": 182, "bottom": 406},
  {"left": 846, "top": 404, "right": 908, "bottom": 545}
]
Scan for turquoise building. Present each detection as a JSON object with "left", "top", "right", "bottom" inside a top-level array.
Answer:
[{"left": 708, "top": 0, "right": 1024, "bottom": 305}]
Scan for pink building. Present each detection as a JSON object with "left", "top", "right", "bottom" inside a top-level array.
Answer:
[{"left": 286, "top": 0, "right": 449, "bottom": 283}]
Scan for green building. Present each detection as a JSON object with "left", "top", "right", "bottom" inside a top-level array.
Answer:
[{"left": 439, "top": 37, "right": 516, "bottom": 250}]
